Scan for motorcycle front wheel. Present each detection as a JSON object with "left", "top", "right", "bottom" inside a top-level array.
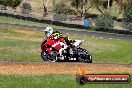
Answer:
[
  {"left": 41, "top": 51, "right": 49, "bottom": 61},
  {"left": 41, "top": 51, "right": 58, "bottom": 62},
  {"left": 77, "top": 48, "right": 92, "bottom": 63}
]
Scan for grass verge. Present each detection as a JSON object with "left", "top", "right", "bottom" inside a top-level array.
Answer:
[
  {"left": 0, "top": 74, "right": 131, "bottom": 88},
  {"left": 0, "top": 26, "right": 132, "bottom": 64}
]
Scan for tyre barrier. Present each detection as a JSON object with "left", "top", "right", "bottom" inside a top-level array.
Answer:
[{"left": 0, "top": 12, "right": 131, "bottom": 35}]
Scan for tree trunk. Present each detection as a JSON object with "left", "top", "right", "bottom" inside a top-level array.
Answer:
[
  {"left": 85, "top": 4, "right": 93, "bottom": 13},
  {"left": 96, "top": 4, "right": 103, "bottom": 13},
  {"left": 107, "top": 0, "right": 110, "bottom": 10},
  {"left": 81, "top": 5, "right": 85, "bottom": 17},
  {"left": 42, "top": 0, "right": 49, "bottom": 17},
  {"left": 13, "top": 7, "right": 16, "bottom": 12},
  {"left": 43, "top": 3, "right": 47, "bottom": 17}
]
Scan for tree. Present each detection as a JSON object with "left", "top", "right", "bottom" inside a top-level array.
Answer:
[
  {"left": 96, "top": 12, "right": 114, "bottom": 29},
  {"left": 52, "top": 1, "right": 73, "bottom": 15},
  {"left": 71, "top": 0, "right": 84, "bottom": 12},
  {"left": 0, "top": 0, "right": 22, "bottom": 11},
  {"left": 114, "top": 0, "right": 132, "bottom": 20},
  {"left": 124, "top": 4, "right": 132, "bottom": 22},
  {"left": 71, "top": 0, "right": 88, "bottom": 16},
  {"left": 85, "top": 0, "right": 103, "bottom": 13},
  {"left": 21, "top": 2, "right": 31, "bottom": 14},
  {"left": 42, "top": 0, "right": 50, "bottom": 17},
  {"left": 0, "top": 0, "right": 22, "bottom": 7}
]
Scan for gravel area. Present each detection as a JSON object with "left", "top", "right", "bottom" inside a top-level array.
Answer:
[{"left": 0, "top": 62, "right": 131, "bottom": 75}]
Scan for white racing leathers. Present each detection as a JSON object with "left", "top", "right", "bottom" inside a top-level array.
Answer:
[
  {"left": 52, "top": 40, "right": 83, "bottom": 60},
  {"left": 60, "top": 40, "right": 83, "bottom": 56},
  {"left": 59, "top": 42, "right": 68, "bottom": 56},
  {"left": 73, "top": 40, "right": 83, "bottom": 47}
]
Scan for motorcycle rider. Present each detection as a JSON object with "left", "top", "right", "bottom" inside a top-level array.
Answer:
[
  {"left": 44, "top": 26, "right": 83, "bottom": 60},
  {"left": 44, "top": 26, "right": 68, "bottom": 60}
]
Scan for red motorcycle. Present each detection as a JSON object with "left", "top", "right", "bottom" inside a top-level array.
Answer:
[{"left": 41, "top": 36, "right": 92, "bottom": 63}]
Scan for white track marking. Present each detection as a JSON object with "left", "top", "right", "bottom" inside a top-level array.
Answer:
[
  {"left": 16, "top": 27, "right": 20, "bottom": 29},
  {"left": 74, "top": 34, "right": 77, "bottom": 35},
  {"left": 66, "top": 33, "right": 69, "bottom": 35},
  {"left": 83, "top": 35, "right": 87, "bottom": 36},
  {"left": 99, "top": 37, "right": 103, "bottom": 39},
  {"left": 25, "top": 28, "right": 29, "bottom": 29},
  {"left": 8, "top": 26, "right": 12, "bottom": 28}
]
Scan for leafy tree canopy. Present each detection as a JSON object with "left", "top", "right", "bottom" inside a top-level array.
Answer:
[{"left": 0, "top": 0, "right": 22, "bottom": 7}]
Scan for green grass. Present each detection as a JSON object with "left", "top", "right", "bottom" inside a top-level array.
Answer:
[
  {"left": 0, "top": 75, "right": 131, "bottom": 88},
  {"left": 0, "top": 26, "right": 132, "bottom": 63},
  {"left": 0, "top": 26, "right": 43, "bottom": 61},
  {"left": 0, "top": 26, "right": 43, "bottom": 38},
  {"left": 0, "top": 39, "right": 41, "bottom": 61}
]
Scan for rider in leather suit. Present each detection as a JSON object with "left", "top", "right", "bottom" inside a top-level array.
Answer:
[{"left": 43, "top": 26, "right": 83, "bottom": 60}]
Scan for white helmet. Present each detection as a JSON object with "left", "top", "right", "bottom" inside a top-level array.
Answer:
[{"left": 44, "top": 26, "right": 53, "bottom": 37}]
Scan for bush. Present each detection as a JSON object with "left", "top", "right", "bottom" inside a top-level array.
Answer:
[
  {"left": 21, "top": 2, "right": 31, "bottom": 14},
  {"left": 95, "top": 13, "right": 114, "bottom": 29},
  {"left": 0, "top": 0, "right": 22, "bottom": 7},
  {"left": 124, "top": 4, "right": 132, "bottom": 22},
  {"left": 84, "top": 13, "right": 98, "bottom": 19},
  {"left": 53, "top": 13, "right": 67, "bottom": 21},
  {"left": 52, "top": 1, "right": 73, "bottom": 15},
  {"left": 124, "top": 23, "right": 132, "bottom": 31},
  {"left": 0, "top": 5, "right": 6, "bottom": 10}
]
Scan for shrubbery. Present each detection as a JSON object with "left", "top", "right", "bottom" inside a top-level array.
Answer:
[
  {"left": 123, "top": 4, "right": 132, "bottom": 22},
  {"left": 84, "top": 13, "right": 98, "bottom": 19},
  {"left": 52, "top": 1, "right": 73, "bottom": 15},
  {"left": 123, "top": 4, "right": 132, "bottom": 31},
  {"left": 52, "top": 1, "right": 73, "bottom": 21},
  {"left": 95, "top": 13, "right": 114, "bottom": 29},
  {"left": 124, "top": 23, "right": 132, "bottom": 31},
  {"left": 0, "top": 0, "right": 22, "bottom": 8},
  {"left": 21, "top": 2, "right": 31, "bottom": 14}
]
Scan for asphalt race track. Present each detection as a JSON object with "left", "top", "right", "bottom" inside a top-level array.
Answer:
[{"left": 0, "top": 22, "right": 132, "bottom": 40}]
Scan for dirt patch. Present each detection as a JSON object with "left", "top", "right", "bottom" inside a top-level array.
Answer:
[
  {"left": 0, "top": 62, "right": 132, "bottom": 76},
  {"left": 12, "top": 29, "right": 37, "bottom": 35}
]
